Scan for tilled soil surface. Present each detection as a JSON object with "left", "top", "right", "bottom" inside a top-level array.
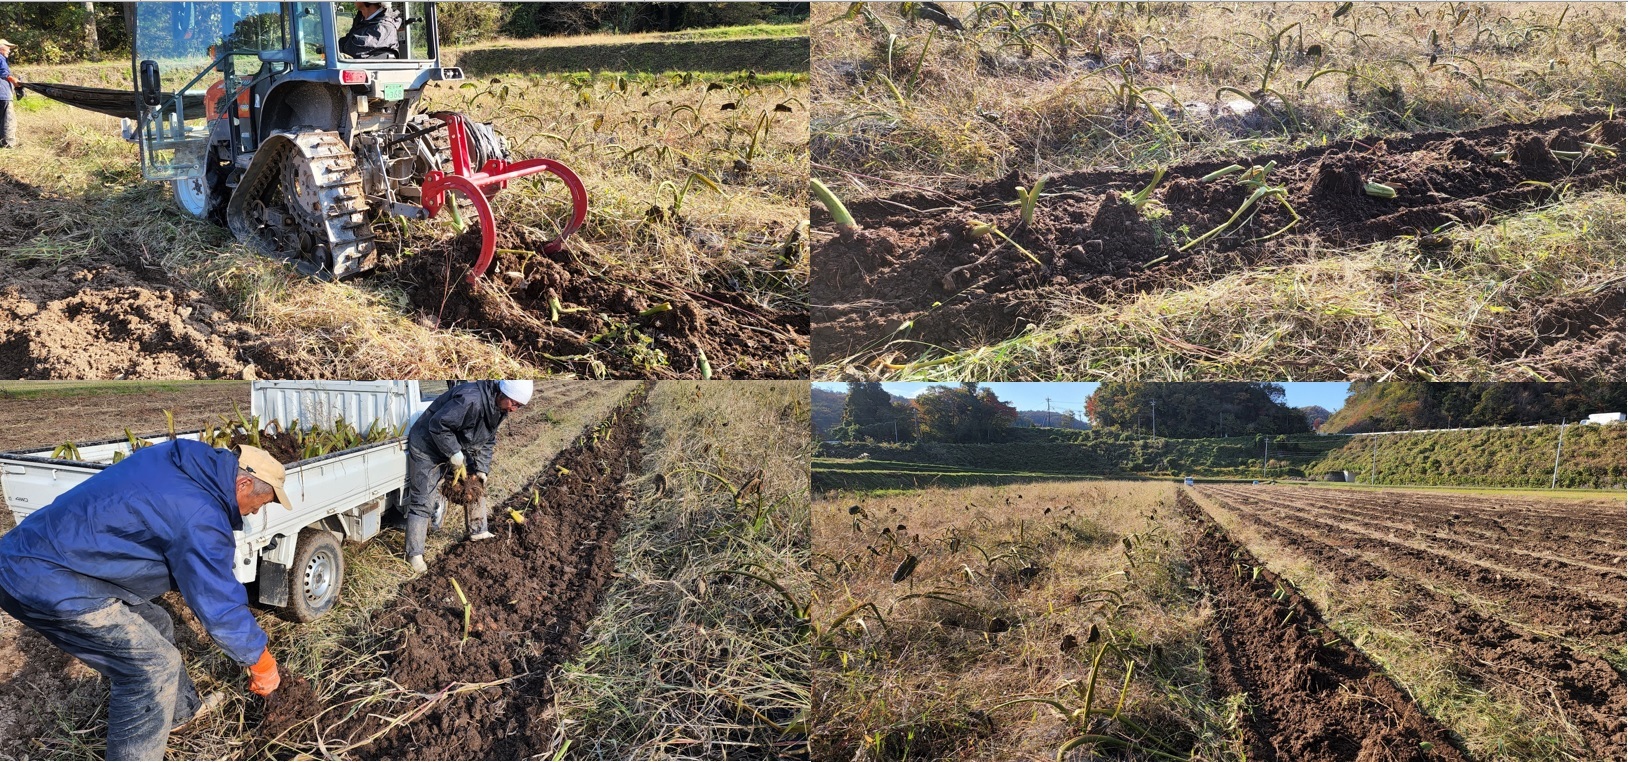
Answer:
[
  {"left": 0, "top": 382, "right": 249, "bottom": 453},
  {"left": 1176, "top": 492, "right": 1469, "bottom": 761},
  {"left": 813, "top": 113, "right": 1626, "bottom": 367},
  {"left": 389, "top": 228, "right": 807, "bottom": 379},
  {"left": 258, "top": 387, "right": 649, "bottom": 759},
  {"left": 1194, "top": 485, "right": 1627, "bottom": 758},
  {"left": 0, "top": 173, "right": 305, "bottom": 380}
]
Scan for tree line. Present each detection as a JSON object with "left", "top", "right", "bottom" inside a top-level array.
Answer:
[
  {"left": 833, "top": 382, "right": 1311, "bottom": 444},
  {"left": 1323, "top": 382, "right": 1625, "bottom": 433}
]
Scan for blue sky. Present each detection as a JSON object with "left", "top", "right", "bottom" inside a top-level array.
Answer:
[{"left": 811, "top": 382, "right": 1352, "bottom": 417}]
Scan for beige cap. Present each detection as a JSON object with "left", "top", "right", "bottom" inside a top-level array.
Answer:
[
  {"left": 0, "top": 40, "right": 14, "bottom": 49},
  {"left": 236, "top": 445, "right": 293, "bottom": 509}
]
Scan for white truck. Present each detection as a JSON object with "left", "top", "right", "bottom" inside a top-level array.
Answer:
[{"left": 0, "top": 381, "right": 442, "bottom": 622}]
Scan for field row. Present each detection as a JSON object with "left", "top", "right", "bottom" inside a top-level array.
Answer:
[{"left": 1191, "top": 486, "right": 1626, "bottom": 758}]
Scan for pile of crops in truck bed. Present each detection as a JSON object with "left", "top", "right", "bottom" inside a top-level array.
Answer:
[{"left": 46, "top": 406, "right": 402, "bottom": 465}]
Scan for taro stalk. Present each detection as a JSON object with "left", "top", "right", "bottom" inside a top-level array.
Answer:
[
  {"left": 449, "top": 577, "right": 472, "bottom": 644},
  {"left": 1177, "top": 161, "right": 1300, "bottom": 253},
  {"left": 50, "top": 442, "right": 83, "bottom": 461},
  {"left": 1012, "top": 177, "right": 1047, "bottom": 226},
  {"left": 810, "top": 178, "right": 859, "bottom": 238},
  {"left": 658, "top": 172, "right": 724, "bottom": 216},
  {"left": 992, "top": 639, "right": 1188, "bottom": 761},
  {"left": 1121, "top": 166, "right": 1167, "bottom": 210},
  {"left": 964, "top": 219, "right": 1044, "bottom": 267}
]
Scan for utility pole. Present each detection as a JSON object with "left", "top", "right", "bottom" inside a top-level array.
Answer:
[
  {"left": 1551, "top": 420, "right": 1567, "bottom": 489},
  {"left": 1151, "top": 399, "right": 1157, "bottom": 438},
  {"left": 1370, "top": 434, "right": 1378, "bottom": 485},
  {"left": 1263, "top": 435, "right": 1270, "bottom": 479}
]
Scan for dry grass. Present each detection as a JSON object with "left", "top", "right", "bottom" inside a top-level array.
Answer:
[
  {"left": 1185, "top": 487, "right": 1605, "bottom": 761},
  {"left": 542, "top": 381, "right": 812, "bottom": 760},
  {"left": 812, "top": 481, "right": 1245, "bottom": 762},
  {"left": 860, "top": 187, "right": 1624, "bottom": 381},
  {"left": 0, "top": 382, "right": 638, "bottom": 761},
  {"left": 810, "top": 2, "right": 1625, "bottom": 382},
  {"left": 813, "top": 2, "right": 1624, "bottom": 186},
  {"left": 3, "top": 31, "right": 808, "bottom": 379}
]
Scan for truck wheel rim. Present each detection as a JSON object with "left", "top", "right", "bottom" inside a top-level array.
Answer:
[{"left": 304, "top": 548, "right": 337, "bottom": 605}]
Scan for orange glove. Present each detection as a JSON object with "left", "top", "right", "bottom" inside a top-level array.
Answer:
[{"left": 248, "top": 649, "right": 281, "bottom": 696}]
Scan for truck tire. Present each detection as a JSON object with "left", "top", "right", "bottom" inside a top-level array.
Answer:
[{"left": 286, "top": 529, "right": 344, "bottom": 622}]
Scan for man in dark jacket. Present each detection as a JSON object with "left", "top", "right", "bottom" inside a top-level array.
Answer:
[
  {"left": 402, "top": 380, "right": 532, "bottom": 572},
  {"left": 339, "top": 2, "right": 401, "bottom": 60},
  {"left": 0, "top": 441, "right": 290, "bottom": 761}
]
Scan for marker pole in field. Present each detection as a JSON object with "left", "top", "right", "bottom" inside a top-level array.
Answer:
[{"left": 1551, "top": 420, "right": 1567, "bottom": 490}]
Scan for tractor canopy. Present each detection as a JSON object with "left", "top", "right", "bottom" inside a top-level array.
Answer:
[{"left": 131, "top": 2, "right": 459, "bottom": 182}]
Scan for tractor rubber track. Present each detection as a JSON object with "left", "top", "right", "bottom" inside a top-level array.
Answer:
[
  {"left": 1176, "top": 490, "right": 1469, "bottom": 762},
  {"left": 227, "top": 131, "right": 377, "bottom": 279}
]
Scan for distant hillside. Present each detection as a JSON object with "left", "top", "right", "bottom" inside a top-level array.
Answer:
[
  {"left": 1015, "top": 410, "right": 1091, "bottom": 430},
  {"left": 812, "top": 387, "right": 844, "bottom": 438},
  {"left": 1298, "top": 405, "right": 1333, "bottom": 430},
  {"left": 1307, "top": 423, "right": 1626, "bottom": 489},
  {"left": 1323, "top": 382, "right": 1623, "bottom": 433}
]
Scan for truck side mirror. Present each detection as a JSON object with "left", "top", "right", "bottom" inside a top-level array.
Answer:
[{"left": 139, "top": 60, "right": 162, "bottom": 106}]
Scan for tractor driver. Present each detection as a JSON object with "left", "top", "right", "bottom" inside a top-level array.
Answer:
[
  {"left": 339, "top": 1, "right": 401, "bottom": 60},
  {"left": 0, "top": 442, "right": 291, "bottom": 761},
  {"left": 401, "top": 380, "right": 532, "bottom": 572}
]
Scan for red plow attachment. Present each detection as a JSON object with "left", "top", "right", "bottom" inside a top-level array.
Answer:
[{"left": 420, "top": 113, "right": 589, "bottom": 284}]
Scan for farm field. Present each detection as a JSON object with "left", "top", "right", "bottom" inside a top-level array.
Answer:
[
  {"left": 0, "top": 380, "right": 655, "bottom": 759},
  {"left": 813, "top": 478, "right": 1626, "bottom": 761},
  {"left": 0, "top": 380, "right": 810, "bottom": 759},
  {"left": 810, "top": 2, "right": 1626, "bottom": 380},
  {"left": 1190, "top": 484, "right": 1626, "bottom": 760},
  {"left": 1, "top": 31, "right": 809, "bottom": 380}
]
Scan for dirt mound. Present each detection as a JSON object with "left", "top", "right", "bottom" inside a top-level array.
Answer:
[
  {"left": 0, "top": 173, "right": 302, "bottom": 380},
  {"left": 256, "top": 388, "right": 649, "bottom": 760},
  {"left": 388, "top": 228, "right": 806, "bottom": 379},
  {"left": 1176, "top": 491, "right": 1469, "bottom": 761},
  {"left": 814, "top": 112, "right": 1626, "bottom": 368},
  {"left": 259, "top": 667, "right": 319, "bottom": 742},
  {"left": 440, "top": 475, "right": 485, "bottom": 506}
]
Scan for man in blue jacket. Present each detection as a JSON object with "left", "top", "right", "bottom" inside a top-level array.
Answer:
[
  {"left": 402, "top": 380, "right": 532, "bottom": 572},
  {"left": 0, "top": 441, "right": 291, "bottom": 761}
]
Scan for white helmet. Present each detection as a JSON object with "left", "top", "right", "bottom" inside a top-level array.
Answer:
[{"left": 497, "top": 380, "right": 533, "bottom": 406}]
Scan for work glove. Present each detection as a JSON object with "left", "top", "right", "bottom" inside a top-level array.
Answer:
[
  {"left": 247, "top": 649, "right": 280, "bottom": 696},
  {"left": 448, "top": 451, "right": 468, "bottom": 484}
]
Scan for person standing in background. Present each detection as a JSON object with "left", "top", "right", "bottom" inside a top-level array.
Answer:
[{"left": 0, "top": 39, "right": 20, "bottom": 148}]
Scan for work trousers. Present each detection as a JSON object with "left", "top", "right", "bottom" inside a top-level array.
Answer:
[
  {"left": 0, "top": 584, "right": 201, "bottom": 761},
  {"left": 0, "top": 99, "right": 16, "bottom": 148}
]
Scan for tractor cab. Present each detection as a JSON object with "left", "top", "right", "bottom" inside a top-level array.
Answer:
[{"left": 132, "top": 2, "right": 457, "bottom": 189}]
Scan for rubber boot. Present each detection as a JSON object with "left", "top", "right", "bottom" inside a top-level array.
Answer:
[
  {"left": 467, "top": 496, "right": 494, "bottom": 541},
  {"left": 405, "top": 514, "right": 429, "bottom": 573}
]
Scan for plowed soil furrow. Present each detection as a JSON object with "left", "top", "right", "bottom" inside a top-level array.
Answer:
[
  {"left": 1176, "top": 491, "right": 1469, "bottom": 762},
  {"left": 1290, "top": 488, "right": 1627, "bottom": 543},
  {"left": 1197, "top": 488, "right": 1623, "bottom": 637},
  {"left": 1203, "top": 487, "right": 1625, "bottom": 599},
  {"left": 813, "top": 113, "right": 1626, "bottom": 363},
  {"left": 259, "top": 388, "right": 650, "bottom": 760},
  {"left": 1191, "top": 490, "right": 1627, "bottom": 758},
  {"left": 1231, "top": 489, "right": 1626, "bottom": 581}
]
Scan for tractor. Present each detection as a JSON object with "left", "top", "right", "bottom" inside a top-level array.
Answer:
[{"left": 128, "top": 1, "right": 586, "bottom": 281}]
